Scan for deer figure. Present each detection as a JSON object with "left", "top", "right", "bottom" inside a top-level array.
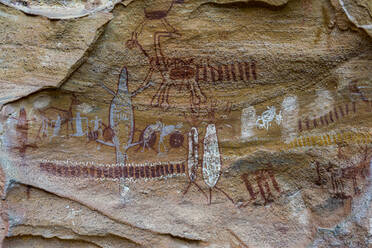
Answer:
[{"left": 36, "top": 94, "right": 80, "bottom": 139}]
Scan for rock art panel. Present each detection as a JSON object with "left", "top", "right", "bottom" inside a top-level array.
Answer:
[{"left": 0, "top": 0, "right": 371, "bottom": 247}]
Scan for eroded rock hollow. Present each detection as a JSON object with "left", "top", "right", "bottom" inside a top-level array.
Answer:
[{"left": 0, "top": 0, "right": 371, "bottom": 247}]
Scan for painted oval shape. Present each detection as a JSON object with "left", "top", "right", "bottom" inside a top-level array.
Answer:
[
  {"left": 169, "top": 131, "right": 184, "bottom": 148},
  {"left": 0, "top": 0, "right": 121, "bottom": 19},
  {"left": 202, "top": 124, "right": 221, "bottom": 188},
  {"left": 169, "top": 66, "right": 195, "bottom": 80},
  {"left": 188, "top": 127, "right": 198, "bottom": 182}
]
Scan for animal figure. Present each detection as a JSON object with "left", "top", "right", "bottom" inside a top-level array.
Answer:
[
  {"left": 315, "top": 145, "right": 372, "bottom": 199},
  {"left": 134, "top": 121, "right": 183, "bottom": 154},
  {"left": 158, "top": 122, "right": 183, "bottom": 154},
  {"left": 125, "top": 0, "right": 207, "bottom": 110},
  {"left": 138, "top": 121, "right": 163, "bottom": 152},
  {"left": 256, "top": 106, "right": 282, "bottom": 130},
  {"left": 36, "top": 94, "right": 80, "bottom": 139}
]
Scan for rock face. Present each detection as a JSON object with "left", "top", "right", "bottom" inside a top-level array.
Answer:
[{"left": 0, "top": 0, "right": 371, "bottom": 247}]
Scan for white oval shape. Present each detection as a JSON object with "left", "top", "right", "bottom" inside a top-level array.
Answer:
[
  {"left": 202, "top": 124, "right": 221, "bottom": 188},
  {"left": 77, "top": 102, "right": 93, "bottom": 114},
  {"left": 0, "top": 0, "right": 121, "bottom": 19},
  {"left": 188, "top": 127, "right": 198, "bottom": 182}
]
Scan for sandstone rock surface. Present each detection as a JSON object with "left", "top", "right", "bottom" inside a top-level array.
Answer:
[{"left": 0, "top": 0, "right": 371, "bottom": 247}]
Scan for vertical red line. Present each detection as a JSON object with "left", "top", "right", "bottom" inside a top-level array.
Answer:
[
  {"left": 114, "top": 167, "right": 120, "bottom": 179},
  {"left": 103, "top": 166, "right": 109, "bottom": 178},
  {"left": 135, "top": 167, "right": 140, "bottom": 179},
  {"left": 313, "top": 119, "right": 317, "bottom": 128},
  {"left": 76, "top": 165, "right": 81, "bottom": 177},
  {"left": 298, "top": 119, "right": 303, "bottom": 132},
  {"left": 319, "top": 116, "right": 324, "bottom": 125},
  {"left": 244, "top": 62, "right": 250, "bottom": 81},
  {"left": 140, "top": 167, "right": 145, "bottom": 178},
  {"left": 57, "top": 166, "right": 63, "bottom": 176},
  {"left": 329, "top": 111, "right": 334, "bottom": 122},
  {"left": 145, "top": 166, "right": 150, "bottom": 178},
  {"left": 123, "top": 166, "right": 128, "bottom": 178},
  {"left": 224, "top": 64, "right": 230, "bottom": 81},
  {"left": 339, "top": 105, "right": 345, "bottom": 117},
  {"left": 82, "top": 167, "right": 88, "bottom": 178},
  {"left": 333, "top": 107, "right": 339, "bottom": 120},
  {"left": 195, "top": 64, "right": 200, "bottom": 83},
  {"left": 218, "top": 65, "right": 223, "bottom": 81},
  {"left": 251, "top": 61, "right": 257, "bottom": 80},
  {"left": 241, "top": 174, "right": 257, "bottom": 200},
  {"left": 96, "top": 168, "right": 102, "bottom": 179},
  {"left": 230, "top": 64, "right": 237, "bottom": 81},
  {"left": 89, "top": 166, "right": 95, "bottom": 178},
  {"left": 210, "top": 65, "right": 215, "bottom": 82},
  {"left": 323, "top": 115, "right": 329, "bottom": 125},
  {"left": 70, "top": 166, "right": 76, "bottom": 177},
  {"left": 203, "top": 65, "right": 208, "bottom": 82},
  {"left": 238, "top": 62, "right": 245, "bottom": 81},
  {"left": 129, "top": 166, "right": 134, "bottom": 178}
]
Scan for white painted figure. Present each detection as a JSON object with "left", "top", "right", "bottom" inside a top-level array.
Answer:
[
  {"left": 256, "top": 106, "right": 282, "bottom": 130},
  {"left": 158, "top": 122, "right": 183, "bottom": 154},
  {"left": 188, "top": 127, "right": 198, "bottom": 182},
  {"left": 202, "top": 124, "right": 221, "bottom": 188},
  {"left": 281, "top": 96, "right": 299, "bottom": 143},
  {"left": 141, "top": 121, "right": 162, "bottom": 152},
  {"left": 50, "top": 115, "right": 61, "bottom": 140},
  {"left": 40, "top": 116, "right": 50, "bottom": 138},
  {"left": 183, "top": 126, "right": 208, "bottom": 200},
  {"left": 91, "top": 116, "right": 101, "bottom": 132},
  {"left": 72, "top": 112, "right": 88, "bottom": 137},
  {"left": 241, "top": 106, "right": 256, "bottom": 139}
]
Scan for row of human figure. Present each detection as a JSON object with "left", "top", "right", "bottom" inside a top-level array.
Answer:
[{"left": 36, "top": 113, "right": 101, "bottom": 141}]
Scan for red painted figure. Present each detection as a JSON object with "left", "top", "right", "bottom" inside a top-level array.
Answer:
[
  {"left": 14, "top": 108, "right": 37, "bottom": 165},
  {"left": 241, "top": 168, "right": 280, "bottom": 207}
]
